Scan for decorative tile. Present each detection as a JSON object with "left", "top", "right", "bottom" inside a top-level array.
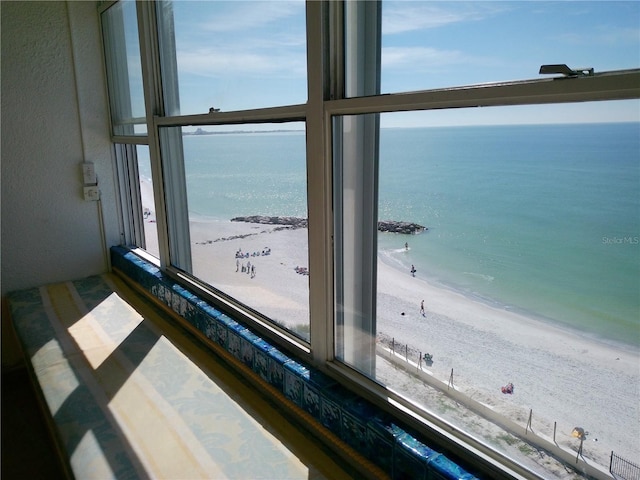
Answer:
[
  {"left": 227, "top": 323, "right": 247, "bottom": 361},
  {"left": 395, "top": 432, "right": 447, "bottom": 480},
  {"left": 366, "top": 414, "right": 403, "bottom": 476},
  {"left": 300, "top": 371, "right": 335, "bottom": 421},
  {"left": 343, "top": 395, "right": 377, "bottom": 419},
  {"left": 341, "top": 410, "right": 368, "bottom": 453},
  {"left": 201, "top": 304, "right": 223, "bottom": 322},
  {"left": 214, "top": 317, "right": 228, "bottom": 348},
  {"left": 267, "top": 348, "right": 290, "bottom": 392},
  {"left": 253, "top": 339, "right": 274, "bottom": 381},
  {"left": 283, "top": 361, "right": 309, "bottom": 407},
  {"left": 202, "top": 316, "right": 217, "bottom": 343},
  {"left": 365, "top": 426, "right": 394, "bottom": 476},
  {"left": 393, "top": 442, "right": 426, "bottom": 480},
  {"left": 239, "top": 329, "right": 259, "bottom": 368}
]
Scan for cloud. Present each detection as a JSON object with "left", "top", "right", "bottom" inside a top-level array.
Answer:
[
  {"left": 382, "top": 46, "right": 497, "bottom": 71},
  {"left": 177, "top": 48, "right": 306, "bottom": 78},
  {"left": 382, "top": 2, "right": 508, "bottom": 35},
  {"left": 172, "top": 1, "right": 306, "bottom": 79},
  {"left": 195, "top": 1, "right": 303, "bottom": 33}
]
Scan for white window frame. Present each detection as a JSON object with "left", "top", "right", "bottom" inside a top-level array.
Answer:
[{"left": 102, "top": 0, "right": 640, "bottom": 477}]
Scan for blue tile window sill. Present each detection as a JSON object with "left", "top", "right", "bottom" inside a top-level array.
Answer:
[{"left": 111, "top": 246, "right": 478, "bottom": 480}]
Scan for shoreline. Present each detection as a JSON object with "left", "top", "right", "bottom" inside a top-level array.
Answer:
[
  {"left": 378, "top": 248, "right": 640, "bottom": 356},
  {"left": 142, "top": 201, "right": 640, "bottom": 474},
  {"left": 375, "top": 255, "right": 639, "bottom": 469}
]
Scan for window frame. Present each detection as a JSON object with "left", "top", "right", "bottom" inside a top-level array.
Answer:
[
  {"left": 324, "top": 68, "right": 640, "bottom": 479},
  {"left": 100, "top": 0, "right": 640, "bottom": 477}
]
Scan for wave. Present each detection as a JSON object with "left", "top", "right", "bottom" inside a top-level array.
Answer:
[{"left": 463, "top": 271, "right": 495, "bottom": 282}]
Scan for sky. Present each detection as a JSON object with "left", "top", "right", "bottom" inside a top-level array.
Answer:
[{"left": 163, "top": 1, "right": 639, "bottom": 128}]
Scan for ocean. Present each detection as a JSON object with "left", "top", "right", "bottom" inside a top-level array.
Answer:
[{"left": 144, "top": 122, "right": 640, "bottom": 348}]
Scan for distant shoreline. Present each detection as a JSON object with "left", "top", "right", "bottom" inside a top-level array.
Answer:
[
  {"left": 185, "top": 128, "right": 304, "bottom": 136},
  {"left": 377, "top": 245, "right": 640, "bottom": 354}
]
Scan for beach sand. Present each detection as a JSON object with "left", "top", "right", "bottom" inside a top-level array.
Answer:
[
  {"left": 141, "top": 185, "right": 639, "bottom": 477},
  {"left": 375, "top": 257, "right": 639, "bottom": 473}
]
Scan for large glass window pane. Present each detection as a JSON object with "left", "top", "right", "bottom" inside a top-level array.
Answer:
[
  {"left": 157, "top": 0, "right": 307, "bottom": 116},
  {"left": 101, "top": 0, "right": 147, "bottom": 135},
  {"left": 136, "top": 145, "right": 159, "bottom": 258},
  {"left": 376, "top": 1, "right": 640, "bottom": 95},
  {"left": 334, "top": 104, "right": 640, "bottom": 477},
  {"left": 160, "top": 123, "right": 310, "bottom": 340}
]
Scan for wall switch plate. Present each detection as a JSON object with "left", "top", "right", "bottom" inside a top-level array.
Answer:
[
  {"left": 83, "top": 186, "right": 100, "bottom": 201},
  {"left": 82, "top": 162, "right": 97, "bottom": 184}
]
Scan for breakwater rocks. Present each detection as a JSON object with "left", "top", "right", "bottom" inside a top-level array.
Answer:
[
  {"left": 378, "top": 220, "right": 427, "bottom": 234},
  {"left": 231, "top": 216, "right": 426, "bottom": 234},
  {"left": 231, "top": 216, "right": 308, "bottom": 230}
]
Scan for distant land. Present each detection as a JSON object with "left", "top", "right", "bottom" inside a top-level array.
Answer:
[{"left": 185, "top": 128, "right": 304, "bottom": 136}]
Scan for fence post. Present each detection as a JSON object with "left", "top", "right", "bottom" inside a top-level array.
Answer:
[
  {"left": 391, "top": 338, "right": 394, "bottom": 354},
  {"left": 525, "top": 409, "right": 533, "bottom": 434},
  {"left": 448, "top": 369, "right": 454, "bottom": 390},
  {"left": 610, "top": 451, "right": 613, "bottom": 473},
  {"left": 553, "top": 421, "right": 557, "bottom": 444},
  {"left": 576, "top": 438, "right": 583, "bottom": 464},
  {"left": 405, "top": 344, "right": 408, "bottom": 361}
]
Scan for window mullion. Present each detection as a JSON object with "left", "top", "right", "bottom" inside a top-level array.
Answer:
[
  {"left": 306, "top": 0, "right": 332, "bottom": 365},
  {"left": 155, "top": 104, "right": 307, "bottom": 128},
  {"left": 325, "top": 69, "right": 640, "bottom": 117},
  {"left": 137, "top": 0, "right": 190, "bottom": 270},
  {"left": 334, "top": 0, "right": 381, "bottom": 377}
]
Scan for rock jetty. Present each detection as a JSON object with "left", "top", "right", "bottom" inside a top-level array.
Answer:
[
  {"left": 231, "top": 216, "right": 308, "bottom": 229},
  {"left": 231, "top": 216, "right": 426, "bottom": 234},
  {"left": 377, "top": 220, "right": 427, "bottom": 234}
]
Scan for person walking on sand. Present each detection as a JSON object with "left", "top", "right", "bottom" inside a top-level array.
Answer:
[
  {"left": 420, "top": 300, "right": 425, "bottom": 316},
  {"left": 410, "top": 265, "right": 416, "bottom": 277}
]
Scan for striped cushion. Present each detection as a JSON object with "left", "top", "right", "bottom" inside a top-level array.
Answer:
[{"left": 8, "top": 274, "right": 333, "bottom": 479}]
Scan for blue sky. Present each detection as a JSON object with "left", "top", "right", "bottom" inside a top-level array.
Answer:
[{"left": 167, "top": 1, "right": 639, "bottom": 127}]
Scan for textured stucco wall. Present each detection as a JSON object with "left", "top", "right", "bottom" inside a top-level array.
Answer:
[
  {"left": 1, "top": 1, "right": 119, "bottom": 366},
  {"left": 1, "top": 1, "right": 119, "bottom": 296}
]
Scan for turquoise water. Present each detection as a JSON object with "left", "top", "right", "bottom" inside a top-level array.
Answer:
[
  {"left": 146, "top": 123, "right": 639, "bottom": 348},
  {"left": 377, "top": 123, "right": 639, "bottom": 347}
]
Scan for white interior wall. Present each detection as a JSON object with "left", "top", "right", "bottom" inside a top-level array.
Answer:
[{"left": 1, "top": 1, "right": 119, "bottom": 297}]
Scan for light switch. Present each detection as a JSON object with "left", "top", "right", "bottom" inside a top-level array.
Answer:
[
  {"left": 83, "top": 186, "right": 100, "bottom": 201},
  {"left": 82, "top": 162, "right": 97, "bottom": 185}
]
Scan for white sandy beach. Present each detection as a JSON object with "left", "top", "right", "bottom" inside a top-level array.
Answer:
[{"left": 141, "top": 181, "right": 639, "bottom": 477}]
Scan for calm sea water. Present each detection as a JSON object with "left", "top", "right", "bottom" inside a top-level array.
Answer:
[
  {"left": 377, "top": 123, "right": 639, "bottom": 348},
  {"left": 144, "top": 123, "right": 640, "bottom": 348}
]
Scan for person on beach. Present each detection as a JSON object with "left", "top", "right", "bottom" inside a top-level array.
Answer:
[
  {"left": 411, "top": 265, "right": 416, "bottom": 277},
  {"left": 405, "top": 242, "right": 408, "bottom": 250},
  {"left": 420, "top": 300, "right": 425, "bottom": 316}
]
